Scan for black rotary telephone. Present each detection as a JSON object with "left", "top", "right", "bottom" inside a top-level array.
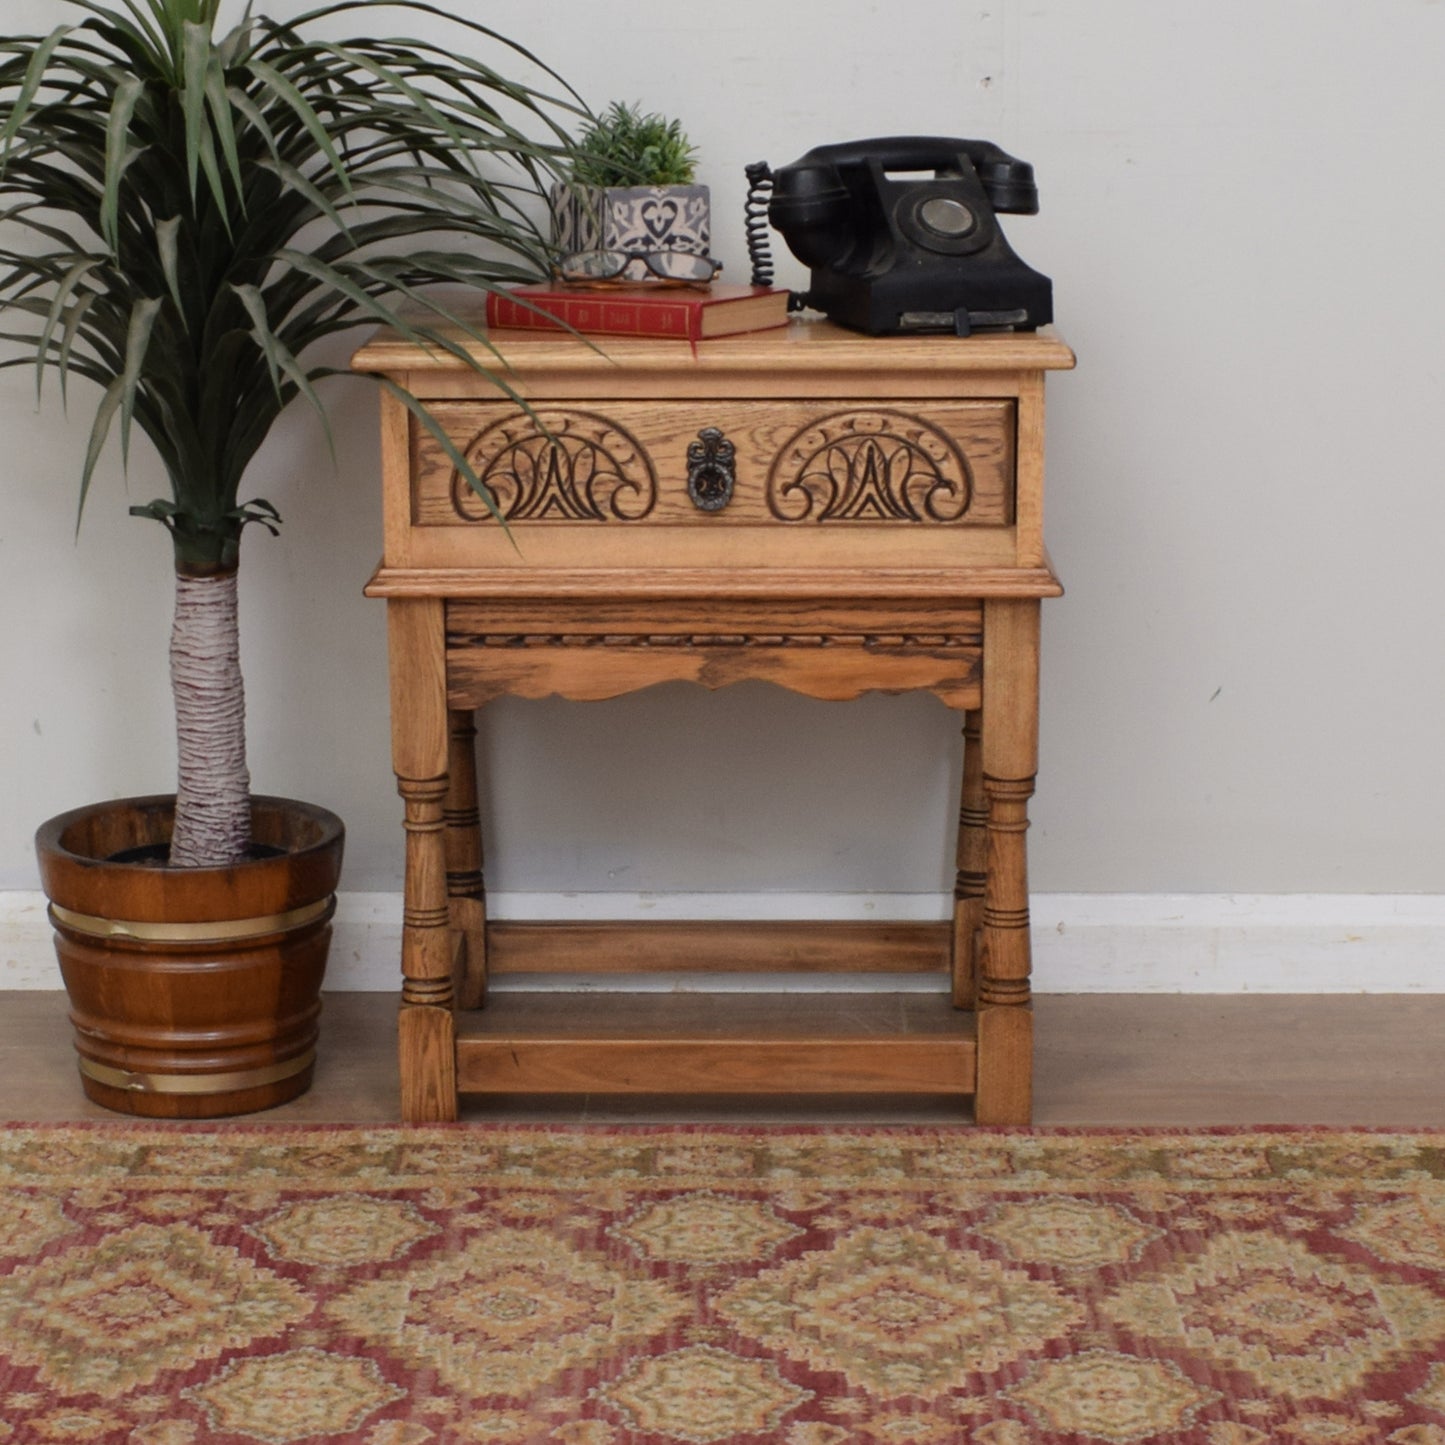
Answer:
[{"left": 746, "top": 136, "right": 1052, "bottom": 336}]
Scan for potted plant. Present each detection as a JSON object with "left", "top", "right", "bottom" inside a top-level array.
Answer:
[
  {"left": 551, "top": 100, "right": 709, "bottom": 278},
  {"left": 2, "top": 0, "right": 584, "bottom": 1115}
]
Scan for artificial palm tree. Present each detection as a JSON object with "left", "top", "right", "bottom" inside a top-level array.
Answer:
[{"left": 1, "top": 0, "right": 584, "bottom": 866}]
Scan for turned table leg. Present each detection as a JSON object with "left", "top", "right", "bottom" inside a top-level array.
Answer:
[
  {"left": 952, "top": 708, "right": 986, "bottom": 1009},
  {"left": 388, "top": 599, "right": 458, "bottom": 1122},
  {"left": 445, "top": 710, "right": 488, "bottom": 1010},
  {"left": 974, "top": 598, "right": 1040, "bottom": 1125}
]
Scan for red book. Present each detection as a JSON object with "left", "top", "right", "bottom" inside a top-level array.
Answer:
[{"left": 486, "top": 282, "right": 790, "bottom": 340}]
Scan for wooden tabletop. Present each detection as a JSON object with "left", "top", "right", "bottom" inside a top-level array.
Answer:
[{"left": 350, "top": 312, "right": 1076, "bottom": 378}]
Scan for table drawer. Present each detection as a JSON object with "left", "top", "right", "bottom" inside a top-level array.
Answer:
[{"left": 411, "top": 398, "right": 1015, "bottom": 529}]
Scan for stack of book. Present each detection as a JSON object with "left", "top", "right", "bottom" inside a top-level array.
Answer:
[{"left": 486, "top": 281, "right": 790, "bottom": 341}]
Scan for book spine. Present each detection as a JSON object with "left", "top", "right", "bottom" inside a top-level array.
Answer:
[
  {"left": 485, "top": 294, "right": 556, "bottom": 331},
  {"left": 487, "top": 292, "right": 699, "bottom": 339}
]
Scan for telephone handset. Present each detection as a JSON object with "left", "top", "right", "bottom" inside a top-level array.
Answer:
[{"left": 746, "top": 136, "right": 1052, "bottom": 336}]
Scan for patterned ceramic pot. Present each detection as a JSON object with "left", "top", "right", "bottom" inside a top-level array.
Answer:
[{"left": 551, "top": 183, "right": 711, "bottom": 279}]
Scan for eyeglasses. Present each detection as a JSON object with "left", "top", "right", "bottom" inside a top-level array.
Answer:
[{"left": 553, "top": 249, "right": 723, "bottom": 287}]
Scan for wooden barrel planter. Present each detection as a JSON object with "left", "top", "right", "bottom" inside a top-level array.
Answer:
[{"left": 35, "top": 795, "right": 344, "bottom": 1118}]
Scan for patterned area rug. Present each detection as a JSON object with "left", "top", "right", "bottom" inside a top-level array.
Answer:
[{"left": 1, "top": 1127, "right": 1444, "bottom": 1444}]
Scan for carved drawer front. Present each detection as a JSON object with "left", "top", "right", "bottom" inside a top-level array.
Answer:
[{"left": 411, "top": 399, "right": 1015, "bottom": 528}]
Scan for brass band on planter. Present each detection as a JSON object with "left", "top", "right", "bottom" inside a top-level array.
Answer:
[
  {"left": 48, "top": 897, "right": 333, "bottom": 944},
  {"left": 79, "top": 1049, "right": 316, "bottom": 1096}
]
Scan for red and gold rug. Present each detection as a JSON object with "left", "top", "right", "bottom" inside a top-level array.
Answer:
[{"left": 1, "top": 1126, "right": 1444, "bottom": 1443}]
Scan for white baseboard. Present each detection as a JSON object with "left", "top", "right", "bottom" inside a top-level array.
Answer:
[{"left": 3, "top": 890, "right": 1443, "bottom": 993}]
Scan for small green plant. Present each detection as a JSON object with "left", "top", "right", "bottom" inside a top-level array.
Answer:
[{"left": 572, "top": 101, "right": 697, "bottom": 188}]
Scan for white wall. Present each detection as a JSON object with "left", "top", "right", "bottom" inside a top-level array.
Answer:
[{"left": 3, "top": 0, "right": 1443, "bottom": 912}]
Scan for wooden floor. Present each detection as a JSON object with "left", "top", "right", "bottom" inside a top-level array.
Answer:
[{"left": 3, "top": 991, "right": 1443, "bottom": 1126}]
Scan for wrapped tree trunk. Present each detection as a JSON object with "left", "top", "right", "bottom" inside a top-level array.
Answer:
[{"left": 168, "top": 569, "right": 251, "bottom": 867}]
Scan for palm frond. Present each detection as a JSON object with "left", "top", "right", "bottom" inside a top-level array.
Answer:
[{"left": 0, "top": 0, "right": 592, "bottom": 568}]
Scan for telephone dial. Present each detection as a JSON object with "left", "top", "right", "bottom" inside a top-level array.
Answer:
[{"left": 746, "top": 136, "right": 1052, "bottom": 336}]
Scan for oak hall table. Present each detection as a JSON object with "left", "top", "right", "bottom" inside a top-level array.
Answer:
[{"left": 354, "top": 316, "right": 1074, "bottom": 1123}]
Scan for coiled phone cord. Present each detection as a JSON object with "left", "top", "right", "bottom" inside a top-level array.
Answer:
[
  {"left": 744, "top": 162, "right": 810, "bottom": 310},
  {"left": 743, "top": 161, "right": 776, "bottom": 287}
]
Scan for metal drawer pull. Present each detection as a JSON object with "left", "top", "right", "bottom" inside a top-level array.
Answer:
[{"left": 686, "top": 427, "right": 736, "bottom": 512}]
